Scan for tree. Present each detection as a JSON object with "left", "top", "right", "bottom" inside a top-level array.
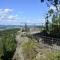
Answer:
[
  {"left": 45, "top": 14, "right": 49, "bottom": 31},
  {"left": 41, "top": 0, "right": 60, "bottom": 12},
  {"left": 41, "top": 0, "right": 59, "bottom": 6},
  {"left": 48, "top": 9, "right": 54, "bottom": 16},
  {"left": 40, "top": 0, "right": 60, "bottom": 38}
]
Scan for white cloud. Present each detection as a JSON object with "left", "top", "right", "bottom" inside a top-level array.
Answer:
[
  {"left": 0, "top": 9, "right": 13, "bottom": 15},
  {"left": 0, "top": 8, "right": 45, "bottom": 25},
  {"left": 0, "top": 8, "right": 14, "bottom": 18},
  {"left": 4, "top": 9, "right": 13, "bottom": 12},
  {"left": 0, "top": 8, "right": 22, "bottom": 25}
]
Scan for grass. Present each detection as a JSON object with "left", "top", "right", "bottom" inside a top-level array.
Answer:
[
  {"left": 21, "top": 37, "right": 60, "bottom": 60},
  {"left": 22, "top": 39, "right": 38, "bottom": 60}
]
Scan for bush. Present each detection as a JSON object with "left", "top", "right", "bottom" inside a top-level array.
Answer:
[{"left": 0, "top": 28, "right": 20, "bottom": 60}]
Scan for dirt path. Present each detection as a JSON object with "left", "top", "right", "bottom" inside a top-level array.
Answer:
[{"left": 12, "top": 31, "right": 29, "bottom": 60}]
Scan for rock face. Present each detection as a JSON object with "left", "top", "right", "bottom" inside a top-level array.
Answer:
[{"left": 12, "top": 31, "right": 60, "bottom": 60}]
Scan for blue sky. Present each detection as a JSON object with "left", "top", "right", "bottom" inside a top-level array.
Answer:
[{"left": 0, "top": 0, "right": 48, "bottom": 25}]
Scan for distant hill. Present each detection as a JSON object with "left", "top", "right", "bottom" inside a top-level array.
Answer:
[{"left": 0, "top": 25, "right": 44, "bottom": 29}]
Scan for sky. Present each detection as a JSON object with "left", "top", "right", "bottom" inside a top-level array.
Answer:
[{"left": 0, "top": 0, "right": 49, "bottom": 25}]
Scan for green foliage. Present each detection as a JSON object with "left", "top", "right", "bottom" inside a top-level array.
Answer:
[
  {"left": 41, "top": 0, "right": 59, "bottom": 6},
  {"left": 48, "top": 14, "right": 60, "bottom": 38},
  {"left": 36, "top": 50, "right": 60, "bottom": 60},
  {"left": 54, "top": 0, "right": 58, "bottom": 6},
  {"left": 22, "top": 40, "right": 38, "bottom": 60},
  {"left": 0, "top": 28, "right": 20, "bottom": 60},
  {"left": 45, "top": 50, "right": 60, "bottom": 60},
  {"left": 48, "top": 9, "right": 54, "bottom": 16}
]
